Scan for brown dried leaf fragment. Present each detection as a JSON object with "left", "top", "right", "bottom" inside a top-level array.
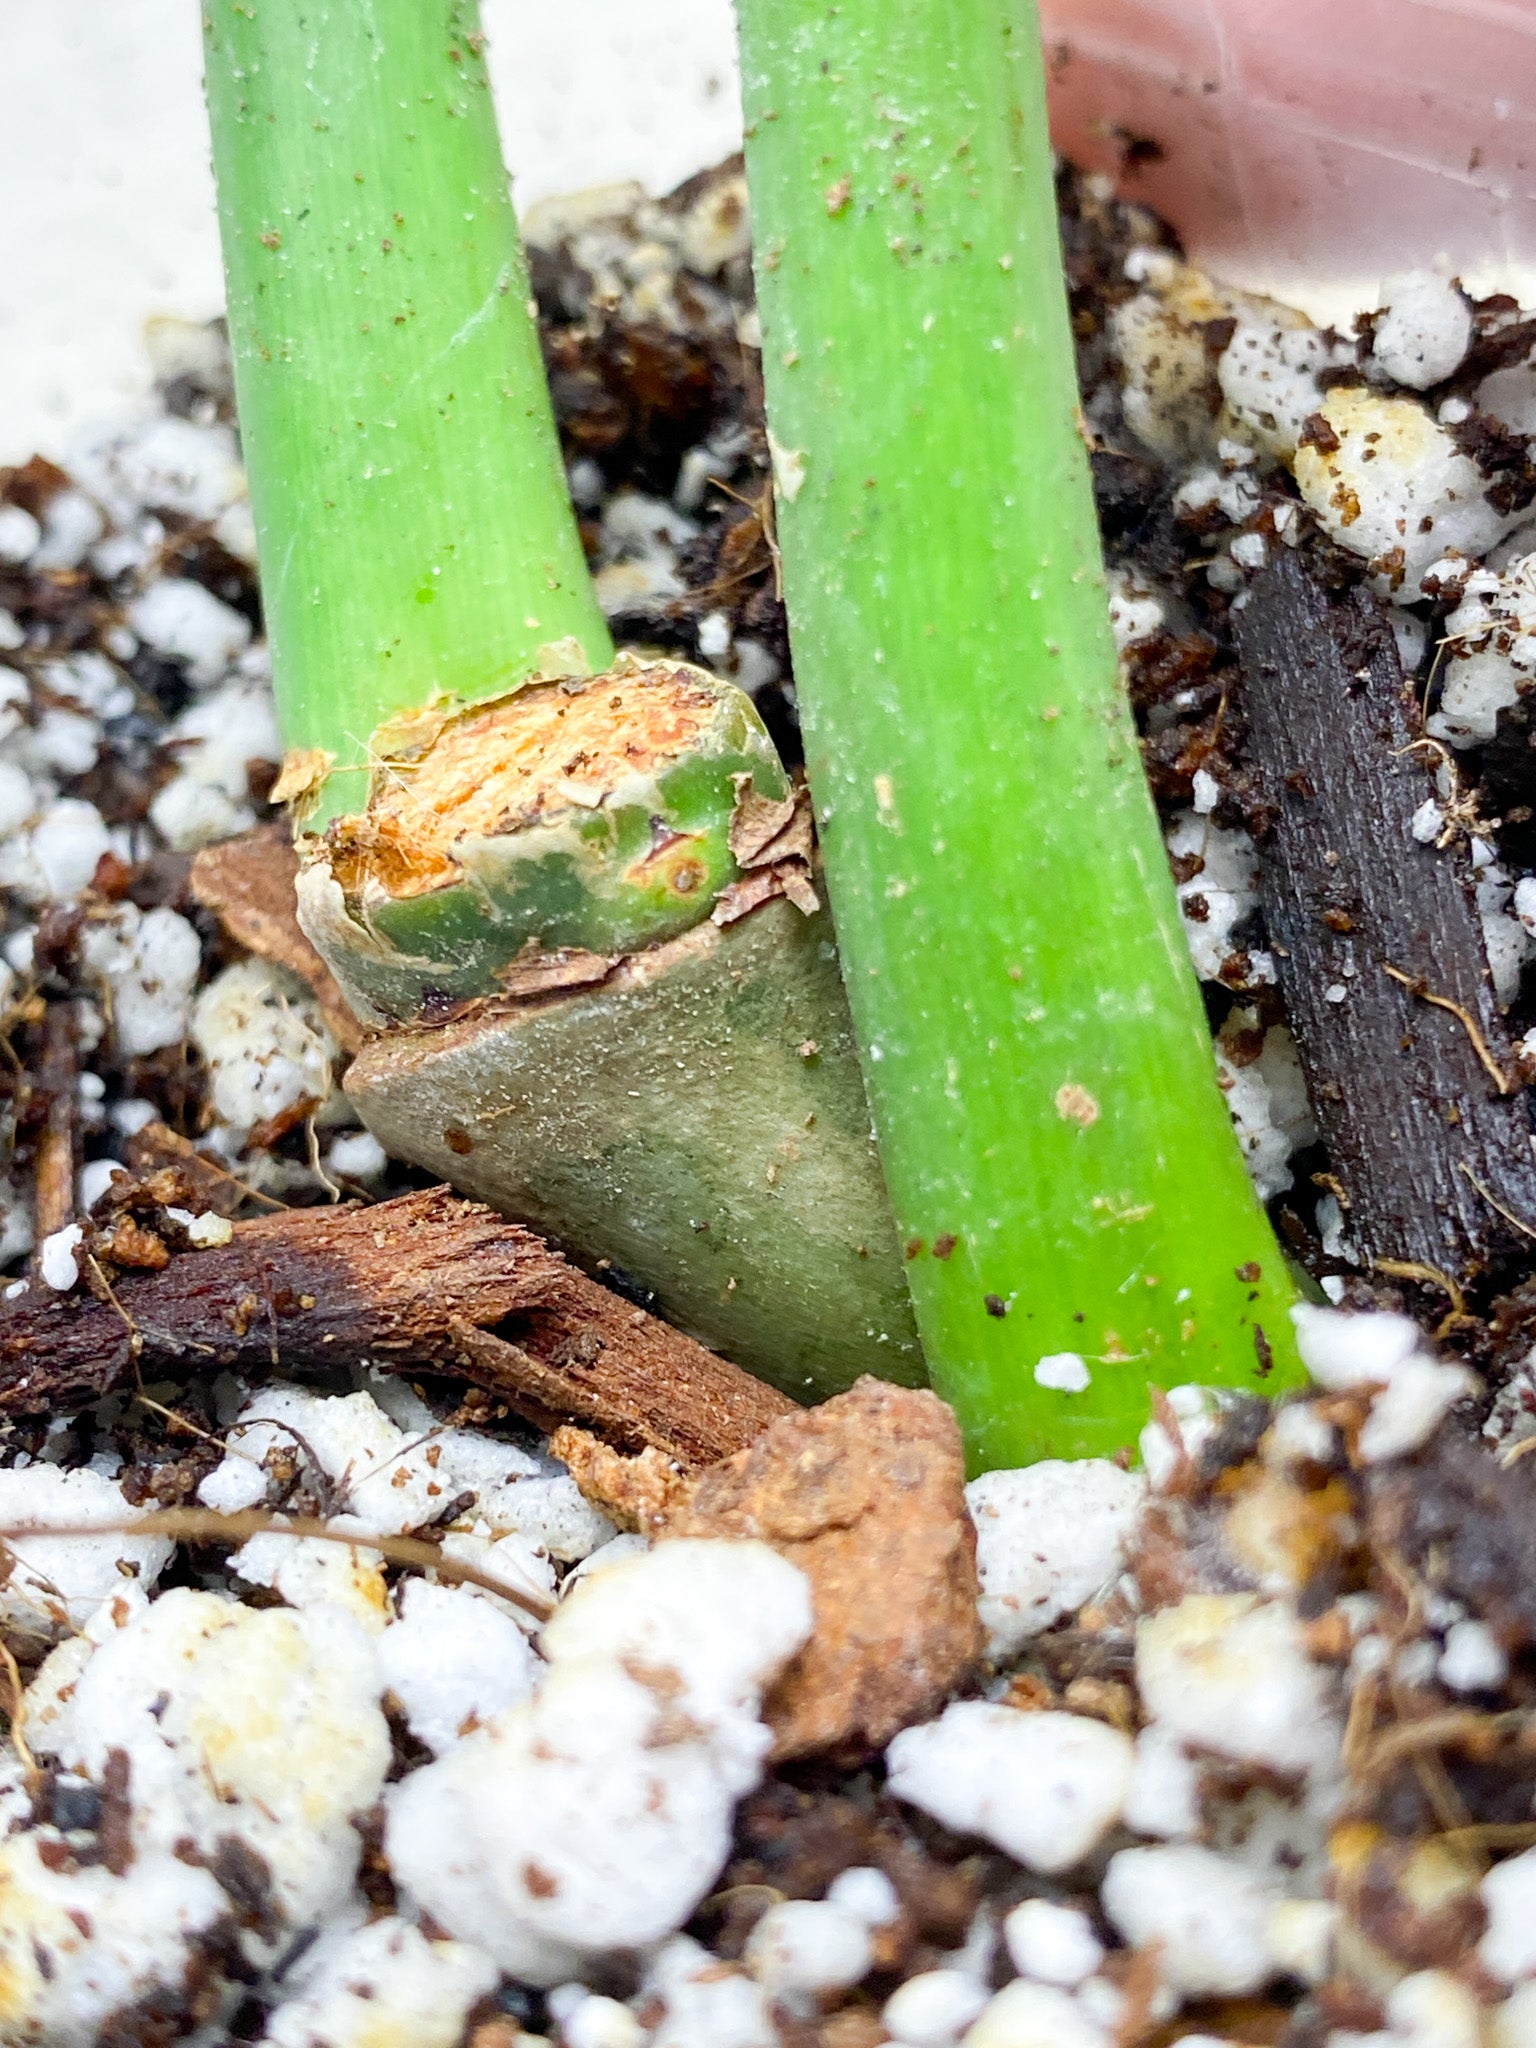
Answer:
[
  {"left": 729, "top": 775, "right": 800, "bottom": 866},
  {"left": 269, "top": 747, "right": 335, "bottom": 809},
  {"left": 712, "top": 867, "right": 790, "bottom": 926},
  {"left": 730, "top": 777, "right": 815, "bottom": 870},
  {"left": 711, "top": 856, "right": 820, "bottom": 927}
]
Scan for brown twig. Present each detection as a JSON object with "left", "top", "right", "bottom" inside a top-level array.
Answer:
[{"left": 0, "top": 1509, "right": 555, "bottom": 1622}]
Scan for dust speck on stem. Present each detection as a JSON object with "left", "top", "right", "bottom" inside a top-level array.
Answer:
[{"left": 1055, "top": 1082, "right": 1100, "bottom": 1128}]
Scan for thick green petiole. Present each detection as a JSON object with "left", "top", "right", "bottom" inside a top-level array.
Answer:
[
  {"left": 203, "top": 0, "right": 612, "bottom": 832},
  {"left": 203, "top": 0, "right": 920, "bottom": 1395},
  {"left": 738, "top": 0, "right": 1304, "bottom": 1465}
]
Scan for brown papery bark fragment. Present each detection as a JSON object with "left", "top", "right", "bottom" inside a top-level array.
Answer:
[
  {"left": 1233, "top": 548, "right": 1536, "bottom": 1277},
  {"left": 0, "top": 1184, "right": 793, "bottom": 1465},
  {"left": 191, "top": 823, "right": 364, "bottom": 1054}
]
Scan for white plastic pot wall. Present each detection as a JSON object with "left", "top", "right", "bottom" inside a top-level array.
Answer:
[{"left": 1039, "top": 0, "right": 1536, "bottom": 322}]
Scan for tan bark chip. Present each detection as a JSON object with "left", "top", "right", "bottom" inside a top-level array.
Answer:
[{"left": 666, "top": 1376, "right": 983, "bottom": 1763}]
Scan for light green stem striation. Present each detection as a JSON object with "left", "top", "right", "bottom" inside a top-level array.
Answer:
[
  {"left": 737, "top": 0, "right": 1303, "bottom": 1466},
  {"left": 203, "top": 0, "right": 612, "bottom": 830}
]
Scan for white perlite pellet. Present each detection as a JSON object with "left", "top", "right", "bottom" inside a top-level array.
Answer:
[
  {"left": 191, "top": 957, "right": 337, "bottom": 1143},
  {"left": 1034, "top": 1352, "right": 1092, "bottom": 1393},
  {"left": 1482, "top": 1847, "right": 1536, "bottom": 1982},
  {"left": 377, "top": 1578, "right": 540, "bottom": 1755},
  {"left": 1292, "top": 1305, "right": 1474, "bottom": 1460},
  {"left": 200, "top": 1381, "right": 609, "bottom": 1568},
  {"left": 75, "top": 414, "right": 245, "bottom": 528},
  {"left": 1164, "top": 811, "right": 1274, "bottom": 989},
  {"left": 1102, "top": 1843, "right": 1275, "bottom": 1995},
  {"left": 0, "top": 1587, "right": 392, "bottom": 2041},
  {"left": 1293, "top": 388, "right": 1516, "bottom": 601},
  {"left": 1135, "top": 1593, "right": 1340, "bottom": 1778},
  {"left": 884, "top": 1969, "right": 990, "bottom": 2048},
  {"left": 1216, "top": 1012, "right": 1316, "bottom": 1202},
  {"left": 885, "top": 1703, "right": 1133, "bottom": 1873},
  {"left": 385, "top": 1540, "right": 812, "bottom": 1981},
  {"left": 147, "top": 674, "right": 281, "bottom": 852},
  {"left": 0, "top": 503, "right": 40, "bottom": 565},
  {"left": 639, "top": 1934, "right": 776, "bottom": 2048},
  {"left": 38, "top": 1221, "right": 84, "bottom": 1291},
  {"left": 966, "top": 1460, "right": 1145, "bottom": 1659},
  {"left": 1494, "top": 1981, "right": 1536, "bottom": 2048},
  {"left": 0, "top": 797, "right": 111, "bottom": 905},
  {"left": 0, "top": 1464, "right": 174, "bottom": 1641},
  {"left": 744, "top": 1897, "right": 874, "bottom": 2004},
  {"left": 127, "top": 576, "right": 251, "bottom": 687},
  {"left": 1217, "top": 319, "right": 1354, "bottom": 461},
  {"left": 79, "top": 902, "right": 202, "bottom": 1056},
  {"left": 561, "top": 1992, "right": 647, "bottom": 2048},
  {"left": 1371, "top": 273, "right": 1473, "bottom": 391},
  {"left": 1439, "top": 1617, "right": 1509, "bottom": 1694},
  {"left": 1428, "top": 555, "right": 1536, "bottom": 748},
  {"left": 961, "top": 1978, "right": 1108, "bottom": 2048},
  {"left": 827, "top": 1865, "right": 902, "bottom": 1927},
  {"left": 1004, "top": 1899, "right": 1104, "bottom": 1987},
  {"left": 1106, "top": 564, "right": 1165, "bottom": 654},
  {"left": 259, "top": 1917, "right": 498, "bottom": 2048}
]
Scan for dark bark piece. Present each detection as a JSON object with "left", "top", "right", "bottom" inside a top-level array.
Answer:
[
  {"left": 0, "top": 1184, "right": 793, "bottom": 1465},
  {"left": 1233, "top": 549, "right": 1536, "bottom": 1276},
  {"left": 190, "top": 823, "right": 364, "bottom": 1054}
]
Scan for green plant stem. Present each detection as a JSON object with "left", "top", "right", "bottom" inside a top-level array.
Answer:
[
  {"left": 203, "top": 0, "right": 611, "bottom": 828},
  {"left": 737, "top": 0, "right": 1303, "bottom": 1467},
  {"left": 202, "top": 15, "right": 917, "bottom": 1399}
]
